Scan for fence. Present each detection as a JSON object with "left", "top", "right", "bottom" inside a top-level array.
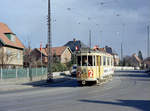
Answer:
[
  {"left": 114, "top": 66, "right": 135, "bottom": 71},
  {"left": 0, "top": 67, "right": 47, "bottom": 80}
]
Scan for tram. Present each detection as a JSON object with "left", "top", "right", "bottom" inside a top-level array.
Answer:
[{"left": 76, "top": 48, "right": 114, "bottom": 85}]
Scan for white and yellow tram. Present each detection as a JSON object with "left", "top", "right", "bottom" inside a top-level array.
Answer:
[{"left": 76, "top": 49, "right": 114, "bottom": 85}]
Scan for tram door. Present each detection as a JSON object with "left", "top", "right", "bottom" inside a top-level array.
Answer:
[{"left": 97, "top": 56, "right": 101, "bottom": 79}]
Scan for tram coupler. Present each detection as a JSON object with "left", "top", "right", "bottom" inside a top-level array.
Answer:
[{"left": 82, "top": 81, "right": 86, "bottom": 85}]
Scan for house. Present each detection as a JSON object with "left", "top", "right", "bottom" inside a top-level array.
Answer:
[
  {"left": 143, "top": 57, "right": 150, "bottom": 69},
  {"left": 64, "top": 38, "right": 88, "bottom": 52},
  {"left": 123, "top": 54, "right": 142, "bottom": 67},
  {"left": 104, "top": 46, "right": 120, "bottom": 66},
  {"left": 0, "top": 22, "right": 24, "bottom": 68},
  {"left": 29, "top": 46, "right": 72, "bottom": 66},
  {"left": 131, "top": 53, "right": 142, "bottom": 67}
]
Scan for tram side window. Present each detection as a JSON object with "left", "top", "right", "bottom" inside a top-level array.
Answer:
[
  {"left": 88, "top": 56, "right": 93, "bottom": 66},
  {"left": 109, "top": 58, "right": 112, "bottom": 66},
  {"left": 93, "top": 56, "right": 95, "bottom": 66},
  {"left": 111, "top": 58, "right": 113, "bottom": 66},
  {"left": 96, "top": 56, "right": 101, "bottom": 66},
  {"left": 103, "top": 56, "right": 106, "bottom": 66},
  {"left": 100, "top": 56, "right": 102, "bottom": 66},
  {"left": 107, "top": 57, "right": 110, "bottom": 66},
  {"left": 77, "top": 56, "right": 81, "bottom": 66}
]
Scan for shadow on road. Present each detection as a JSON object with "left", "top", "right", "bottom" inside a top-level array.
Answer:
[
  {"left": 23, "top": 70, "right": 150, "bottom": 88},
  {"left": 23, "top": 77, "right": 97, "bottom": 88},
  {"left": 79, "top": 99, "right": 150, "bottom": 111},
  {"left": 114, "top": 70, "right": 150, "bottom": 79},
  {"left": 22, "top": 78, "right": 80, "bottom": 88}
]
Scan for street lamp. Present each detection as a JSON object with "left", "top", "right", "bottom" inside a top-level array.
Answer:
[{"left": 116, "top": 31, "right": 123, "bottom": 62}]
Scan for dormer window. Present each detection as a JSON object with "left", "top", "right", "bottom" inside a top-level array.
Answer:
[{"left": 5, "top": 33, "right": 16, "bottom": 42}]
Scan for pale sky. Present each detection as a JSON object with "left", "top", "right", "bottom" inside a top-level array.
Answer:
[{"left": 0, "top": 0, "right": 150, "bottom": 58}]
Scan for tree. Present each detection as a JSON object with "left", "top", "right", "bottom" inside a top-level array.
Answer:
[
  {"left": 138, "top": 50, "right": 143, "bottom": 61},
  {"left": 0, "top": 47, "right": 17, "bottom": 68},
  {"left": 122, "top": 56, "right": 132, "bottom": 66}
]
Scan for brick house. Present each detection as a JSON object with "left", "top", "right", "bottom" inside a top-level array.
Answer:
[
  {"left": 29, "top": 46, "right": 72, "bottom": 66},
  {"left": 0, "top": 22, "right": 24, "bottom": 68}
]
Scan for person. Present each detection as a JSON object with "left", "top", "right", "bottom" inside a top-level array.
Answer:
[
  {"left": 83, "top": 58, "right": 88, "bottom": 66},
  {"left": 83, "top": 57, "right": 91, "bottom": 66}
]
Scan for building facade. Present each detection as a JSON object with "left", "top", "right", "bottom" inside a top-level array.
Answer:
[
  {"left": 28, "top": 46, "right": 72, "bottom": 67},
  {"left": 0, "top": 22, "right": 24, "bottom": 68}
]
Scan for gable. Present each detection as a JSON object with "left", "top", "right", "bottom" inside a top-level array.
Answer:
[
  {"left": 61, "top": 47, "right": 72, "bottom": 56},
  {"left": 5, "top": 33, "right": 16, "bottom": 42},
  {"left": 0, "top": 23, "right": 24, "bottom": 49}
]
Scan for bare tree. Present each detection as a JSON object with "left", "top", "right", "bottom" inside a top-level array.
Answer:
[{"left": 0, "top": 47, "right": 17, "bottom": 68}]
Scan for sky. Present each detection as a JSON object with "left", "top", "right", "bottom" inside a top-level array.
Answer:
[{"left": 0, "top": 0, "right": 150, "bottom": 58}]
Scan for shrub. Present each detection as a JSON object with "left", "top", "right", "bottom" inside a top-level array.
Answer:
[{"left": 52, "top": 63, "right": 67, "bottom": 72}]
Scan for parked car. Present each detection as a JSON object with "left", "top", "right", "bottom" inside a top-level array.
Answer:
[{"left": 70, "top": 65, "right": 77, "bottom": 77}]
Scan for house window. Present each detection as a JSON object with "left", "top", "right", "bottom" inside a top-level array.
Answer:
[
  {"left": 5, "top": 33, "right": 16, "bottom": 42},
  {"left": 11, "top": 34, "right": 15, "bottom": 42},
  {"left": 17, "top": 51, "right": 21, "bottom": 59},
  {"left": 7, "top": 49, "right": 11, "bottom": 56}
]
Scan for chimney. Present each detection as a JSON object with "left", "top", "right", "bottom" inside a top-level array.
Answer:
[{"left": 46, "top": 44, "right": 48, "bottom": 48}]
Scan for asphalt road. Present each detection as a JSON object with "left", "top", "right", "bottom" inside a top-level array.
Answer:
[{"left": 0, "top": 70, "right": 150, "bottom": 111}]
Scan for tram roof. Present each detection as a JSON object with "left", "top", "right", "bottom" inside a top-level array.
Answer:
[{"left": 76, "top": 48, "right": 112, "bottom": 56}]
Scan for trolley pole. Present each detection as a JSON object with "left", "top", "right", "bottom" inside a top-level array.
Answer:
[
  {"left": 147, "top": 25, "right": 150, "bottom": 57},
  {"left": 47, "top": 0, "right": 53, "bottom": 82},
  {"left": 88, "top": 30, "right": 91, "bottom": 53}
]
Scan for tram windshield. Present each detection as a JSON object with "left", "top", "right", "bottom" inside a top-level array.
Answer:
[{"left": 77, "top": 55, "right": 94, "bottom": 66}]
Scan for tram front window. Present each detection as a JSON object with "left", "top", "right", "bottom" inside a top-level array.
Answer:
[
  {"left": 88, "top": 56, "right": 93, "bottom": 66},
  {"left": 82, "top": 56, "right": 88, "bottom": 66},
  {"left": 77, "top": 56, "right": 81, "bottom": 66},
  {"left": 77, "top": 55, "right": 93, "bottom": 66}
]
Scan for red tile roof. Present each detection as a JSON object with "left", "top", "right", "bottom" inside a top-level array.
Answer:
[
  {"left": 36, "top": 46, "right": 70, "bottom": 56},
  {"left": 0, "top": 22, "right": 24, "bottom": 49}
]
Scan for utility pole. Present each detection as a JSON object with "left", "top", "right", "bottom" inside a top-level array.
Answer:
[
  {"left": 99, "top": 30, "right": 103, "bottom": 47},
  {"left": 121, "top": 42, "right": 123, "bottom": 61},
  {"left": 147, "top": 25, "right": 150, "bottom": 57},
  {"left": 47, "top": 0, "right": 53, "bottom": 82},
  {"left": 88, "top": 30, "right": 91, "bottom": 53},
  {"left": 89, "top": 30, "right": 91, "bottom": 49}
]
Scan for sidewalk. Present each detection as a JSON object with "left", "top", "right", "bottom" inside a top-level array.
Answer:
[{"left": 0, "top": 72, "right": 71, "bottom": 92}]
